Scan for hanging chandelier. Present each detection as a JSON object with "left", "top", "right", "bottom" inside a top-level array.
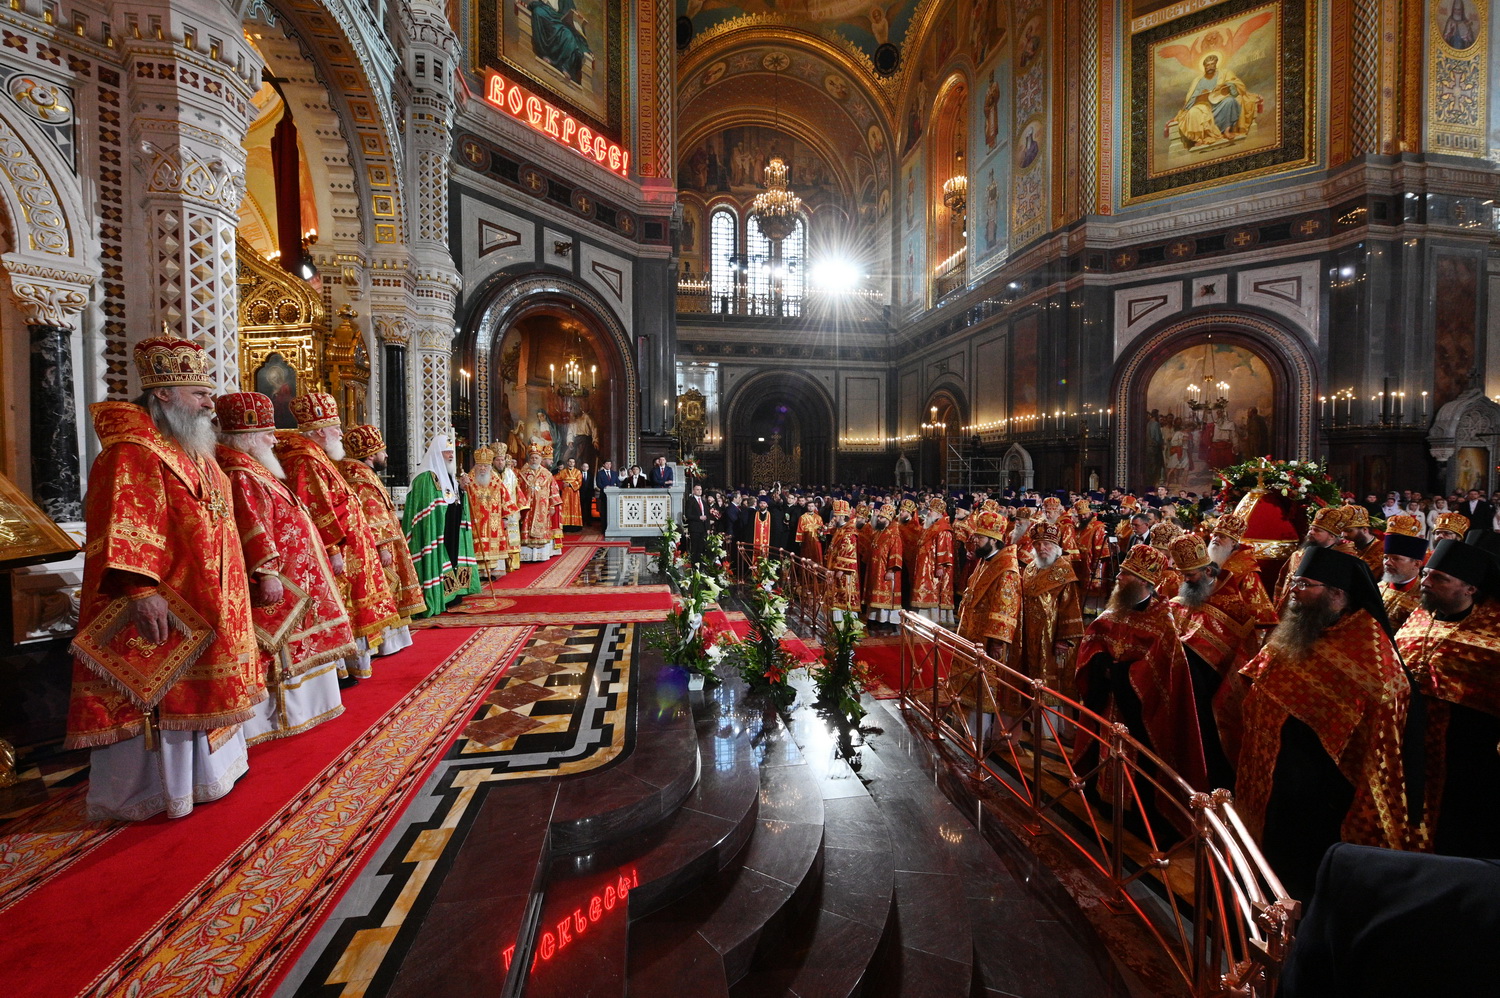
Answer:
[
  {"left": 1186, "top": 339, "right": 1230, "bottom": 416},
  {"left": 748, "top": 58, "right": 801, "bottom": 245},
  {"left": 749, "top": 157, "right": 802, "bottom": 242},
  {"left": 941, "top": 174, "right": 967, "bottom": 216}
]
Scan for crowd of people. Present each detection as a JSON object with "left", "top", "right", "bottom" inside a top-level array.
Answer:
[{"left": 675, "top": 478, "right": 1500, "bottom": 901}]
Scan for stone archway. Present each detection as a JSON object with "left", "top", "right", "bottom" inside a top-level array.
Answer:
[
  {"left": 723, "top": 369, "right": 837, "bottom": 486},
  {"left": 465, "top": 272, "right": 639, "bottom": 470},
  {"left": 1429, "top": 388, "right": 1500, "bottom": 496},
  {"left": 921, "top": 384, "right": 968, "bottom": 491},
  {"left": 1112, "top": 311, "right": 1315, "bottom": 492},
  {"left": 1001, "top": 443, "right": 1034, "bottom": 492}
]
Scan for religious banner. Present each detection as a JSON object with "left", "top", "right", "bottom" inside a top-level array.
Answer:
[
  {"left": 1124, "top": 0, "right": 1316, "bottom": 205},
  {"left": 475, "top": 0, "right": 622, "bottom": 137},
  {"left": 1426, "top": 0, "right": 1490, "bottom": 159}
]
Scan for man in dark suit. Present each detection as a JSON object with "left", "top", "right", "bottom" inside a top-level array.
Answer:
[
  {"left": 620, "top": 465, "right": 646, "bottom": 488},
  {"left": 649, "top": 456, "right": 674, "bottom": 488},
  {"left": 683, "top": 483, "right": 709, "bottom": 561},
  {"left": 1460, "top": 489, "right": 1494, "bottom": 533},
  {"left": 594, "top": 460, "right": 617, "bottom": 529}
]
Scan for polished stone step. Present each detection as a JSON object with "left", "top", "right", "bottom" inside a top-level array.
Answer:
[
  {"left": 522, "top": 682, "right": 763, "bottom": 998},
  {"left": 629, "top": 697, "right": 829, "bottom": 996}
]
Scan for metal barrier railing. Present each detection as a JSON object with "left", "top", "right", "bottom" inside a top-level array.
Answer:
[
  {"left": 896, "top": 610, "right": 1298, "bottom": 996},
  {"left": 717, "top": 536, "right": 1294, "bottom": 996}
]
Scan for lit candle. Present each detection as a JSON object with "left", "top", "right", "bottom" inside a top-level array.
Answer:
[
  {"left": 1421, "top": 391, "right": 1428, "bottom": 419},
  {"left": 550, "top": 363, "right": 555, "bottom": 387},
  {"left": 1320, "top": 396, "right": 1327, "bottom": 420},
  {"left": 591, "top": 364, "right": 597, "bottom": 388}
]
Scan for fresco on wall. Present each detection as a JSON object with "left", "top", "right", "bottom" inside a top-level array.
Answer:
[
  {"left": 676, "top": 0, "right": 921, "bottom": 68},
  {"left": 678, "top": 126, "right": 844, "bottom": 204},
  {"left": 970, "top": 22, "right": 1011, "bottom": 274},
  {"left": 1125, "top": 0, "right": 1315, "bottom": 204},
  {"left": 1141, "top": 343, "right": 1275, "bottom": 493},
  {"left": 1011, "top": 316, "right": 1038, "bottom": 418},
  {"left": 1009, "top": 0, "right": 1048, "bottom": 247},
  {"left": 477, "top": 0, "right": 618, "bottom": 130},
  {"left": 1425, "top": 0, "right": 1490, "bottom": 158},
  {"left": 899, "top": 154, "right": 925, "bottom": 308}
]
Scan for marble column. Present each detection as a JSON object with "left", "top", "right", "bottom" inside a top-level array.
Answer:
[
  {"left": 6, "top": 254, "right": 94, "bottom": 522},
  {"left": 28, "top": 325, "right": 82, "bottom": 521},
  {"left": 384, "top": 344, "right": 410, "bottom": 483}
]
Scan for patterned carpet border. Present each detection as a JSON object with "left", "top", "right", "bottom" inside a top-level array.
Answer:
[
  {"left": 79, "top": 625, "right": 531, "bottom": 998},
  {"left": 415, "top": 608, "right": 672, "bottom": 628},
  {"left": 0, "top": 787, "right": 120, "bottom": 914},
  {"left": 480, "top": 585, "right": 670, "bottom": 598},
  {"left": 531, "top": 544, "right": 596, "bottom": 587}
]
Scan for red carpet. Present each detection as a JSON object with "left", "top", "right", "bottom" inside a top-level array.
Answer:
[
  {"left": 414, "top": 586, "right": 676, "bottom": 627},
  {"left": 702, "top": 612, "right": 823, "bottom": 665},
  {"left": 0, "top": 624, "right": 530, "bottom": 998},
  {"left": 857, "top": 636, "right": 953, "bottom": 699}
]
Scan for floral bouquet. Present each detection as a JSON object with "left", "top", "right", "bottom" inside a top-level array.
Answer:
[
  {"left": 702, "top": 532, "right": 732, "bottom": 589},
  {"left": 680, "top": 456, "right": 703, "bottom": 482},
  {"left": 1213, "top": 457, "right": 1343, "bottom": 510},
  {"left": 812, "top": 611, "right": 867, "bottom": 726},
  {"left": 648, "top": 565, "right": 730, "bottom": 686},
  {"left": 656, "top": 518, "right": 683, "bottom": 579},
  {"left": 733, "top": 555, "right": 797, "bottom": 708}
]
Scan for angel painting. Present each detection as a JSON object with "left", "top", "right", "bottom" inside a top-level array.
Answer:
[{"left": 1149, "top": 5, "right": 1279, "bottom": 172}]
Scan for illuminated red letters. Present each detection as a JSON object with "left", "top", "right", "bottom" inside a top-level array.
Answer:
[{"left": 483, "top": 71, "right": 630, "bottom": 179}]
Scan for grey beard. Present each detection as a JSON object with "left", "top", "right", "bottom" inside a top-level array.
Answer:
[
  {"left": 1381, "top": 571, "right": 1414, "bottom": 586},
  {"left": 1207, "top": 538, "right": 1237, "bottom": 566},
  {"left": 1176, "top": 573, "right": 1214, "bottom": 608},
  {"left": 1266, "top": 601, "right": 1342, "bottom": 658},
  {"left": 474, "top": 467, "right": 493, "bottom": 486},
  {"left": 1033, "top": 548, "right": 1059, "bottom": 570},
  {"left": 311, "top": 434, "right": 345, "bottom": 462},
  {"left": 150, "top": 397, "right": 216, "bottom": 462},
  {"left": 219, "top": 433, "right": 286, "bottom": 479}
]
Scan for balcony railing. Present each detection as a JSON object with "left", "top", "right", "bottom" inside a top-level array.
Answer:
[{"left": 676, "top": 281, "right": 887, "bottom": 322}]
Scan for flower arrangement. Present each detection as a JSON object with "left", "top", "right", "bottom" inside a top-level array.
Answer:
[
  {"left": 812, "top": 611, "right": 867, "bottom": 727},
  {"left": 1213, "top": 457, "right": 1343, "bottom": 510},
  {"left": 656, "top": 518, "right": 683, "bottom": 579},
  {"left": 733, "top": 556, "right": 797, "bottom": 707},
  {"left": 648, "top": 564, "right": 732, "bottom": 685},
  {"left": 680, "top": 456, "right": 703, "bottom": 482},
  {"left": 702, "top": 532, "right": 731, "bottom": 589}
]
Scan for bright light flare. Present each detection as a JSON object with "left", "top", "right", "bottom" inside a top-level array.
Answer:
[{"left": 808, "top": 258, "right": 863, "bottom": 293}]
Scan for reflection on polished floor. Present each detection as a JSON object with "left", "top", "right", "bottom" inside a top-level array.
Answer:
[{"left": 275, "top": 588, "right": 1147, "bottom": 998}]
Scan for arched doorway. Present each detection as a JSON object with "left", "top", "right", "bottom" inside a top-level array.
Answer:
[
  {"left": 724, "top": 371, "right": 835, "bottom": 486},
  {"left": 921, "top": 388, "right": 967, "bottom": 490},
  {"left": 464, "top": 273, "right": 639, "bottom": 472},
  {"left": 1112, "top": 313, "right": 1314, "bottom": 492}
]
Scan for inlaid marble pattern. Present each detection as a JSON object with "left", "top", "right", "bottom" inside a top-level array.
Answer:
[{"left": 570, "top": 545, "right": 647, "bottom": 587}]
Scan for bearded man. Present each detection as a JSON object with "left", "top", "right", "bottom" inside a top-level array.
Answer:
[
  {"left": 953, "top": 511, "right": 1021, "bottom": 744},
  {"left": 911, "top": 497, "right": 956, "bottom": 625},
  {"left": 217, "top": 393, "right": 355, "bottom": 744},
  {"left": 1430, "top": 510, "right": 1470, "bottom": 544},
  {"left": 823, "top": 500, "right": 860, "bottom": 618},
  {"left": 1075, "top": 545, "right": 1209, "bottom": 792},
  {"left": 1072, "top": 500, "right": 1111, "bottom": 595},
  {"left": 1236, "top": 547, "right": 1411, "bottom": 901},
  {"left": 1207, "top": 512, "right": 1277, "bottom": 631},
  {"left": 1378, "top": 514, "right": 1427, "bottom": 631},
  {"left": 466, "top": 443, "right": 510, "bottom": 580},
  {"left": 1273, "top": 504, "right": 1359, "bottom": 610},
  {"left": 498, "top": 453, "right": 525, "bottom": 571},
  {"left": 1167, "top": 534, "right": 1256, "bottom": 790},
  {"left": 1148, "top": 521, "right": 1185, "bottom": 599},
  {"left": 1342, "top": 504, "right": 1387, "bottom": 580},
  {"left": 1039, "top": 496, "right": 1079, "bottom": 565},
  {"left": 1018, "top": 522, "right": 1084, "bottom": 699},
  {"left": 403, "top": 433, "right": 482, "bottom": 614},
  {"left": 796, "top": 498, "right": 825, "bottom": 563},
  {"left": 518, "top": 446, "right": 562, "bottom": 561},
  {"left": 750, "top": 497, "right": 773, "bottom": 563},
  {"left": 1009, "top": 507, "right": 1037, "bottom": 567},
  {"left": 555, "top": 457, "right": 584, "bottom": 530},
  {"left": 1396, "top": 539, "right": 1500, "bottom": 858},
  {"left": 67, "top": 335, "right": 259, "bottom": 821},
  {"left": 866, "top": 503, "right": 904, "bottom": 629},
  {"left": 898, "top": 499, "right": 922, "bottom": 607},
  {"left": 341, "top": 424, "right": 426, "bottom": 652},
  {"left": 277, "top": 393, "right": 399, "bottom": 678}
]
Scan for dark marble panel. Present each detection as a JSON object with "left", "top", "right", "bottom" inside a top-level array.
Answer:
[
  {"left": 891, "top": 871, "right": 970, "bottom": 965},
  {"left": 818, "top": 846, "right": 894, "bottom": 930},
  {"left": 551, "top": 768, "right": 668, "bottom": 853},
  {"left": 385, "top": 895, "right": 521, "bottom": 998},
  {"left": 629, "top": 921, "right": 730, "bottom": 998},
  {"left": 524, "top": 884, "right": 632, "bottom": 998},
  {"left": 732, "top": 907, "right": 881, "bottom": 998},
  {"left": 755, "top": 762, "right": 827, "bottom": 825},
  {"left": 739, "top": 818, "right": 823, "bottom": 890},
  {"left": 819, "top": 795, "right": 889, "bottom": 855},
  {"left": 873, "top": 946, "right": 973, "bottom": 998},
  {"left": 28, "top": 324, "right": 81, "bottom": 522},
  {"left": 433, "top": 785, "right": 557, "bottom": 905}
]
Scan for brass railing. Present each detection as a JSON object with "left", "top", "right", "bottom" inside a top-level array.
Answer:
[{"left": 896, "top": 611, "right": 1298, "bottom": 997}]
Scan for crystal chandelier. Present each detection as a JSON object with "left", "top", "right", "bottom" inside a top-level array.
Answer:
[
  {"left": 1186, "top": 340, "right": 1229, "bottom": 416},
  {"left": 749, "top": 157, "right": 802, "bottom": 242},
  {"left": 942, "top": 174, "right": 967, "bottom": 216}
]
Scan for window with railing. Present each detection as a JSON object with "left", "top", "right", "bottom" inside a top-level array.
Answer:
[
  {"left": 709, "top": 207, "right": 736, "bottom": 307},
  {"left": 746, "top": 215, "right": 805, "bottom": 315}
]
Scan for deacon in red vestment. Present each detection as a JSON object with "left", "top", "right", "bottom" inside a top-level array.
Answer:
[
  {"left": 865, "top": 503, "right": 904, "bottom": 627},
  {"left": 68, "top": 336, "right": 259, "bottom": 821},
  {"left": 1396, "top": 539, "right": 1500, "bottom": 859},
  {"left": 1017, "top": 522, "right": 1084, "bottom": 700},
  {"left": 1072, "top": 500, "right": 1111, "bottom": 596},
  {"left": 823, "top": 500, "right": 861, "bottom": 615},
  {"left": 275, "top": 393, "right": 399, "bottom": 680},
  {"left": 216, "top": 392, "right": 355, "bottom": 745},
  {"left": 796, "top": 500, "right": 825, "bottom": 563},
  {"left": 519, "top": 447, "right": 561, "bottom": 560},
  {"left": 1378, "top": 517, "right": 1427, "bottom": 632},
  {"left": 465, "top": 443, "right": 510, "bottom": 580},
  {"left": 751, "top": 499, "right": 773, "bottom": 562},
  {"left": 1236, "top": 546, "right": 1412, "bottom": 900},
  {"left": 953, "top": 511, "right": 1021, "bottom": 737},
  {"left": 555, "top": 458, "right": 584, "bottom": 529},
  {"left": 1206, "top": 512, "right": 1277, "bottom": 631},
  {"left": 911, "top": 497, "right": 956, "bottom": 625},
  {"left": 1167, "top": 534, "right": 1257, "bottom": 789},
  {"left": 898, "top": 499, "right": 922, "bottom": 607},
  {"left": 1075, "top": 545, "right": 1209, "bottom": 794},
  {"left": 341, "top": 423, "right": 427, "bottom": 653}
]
